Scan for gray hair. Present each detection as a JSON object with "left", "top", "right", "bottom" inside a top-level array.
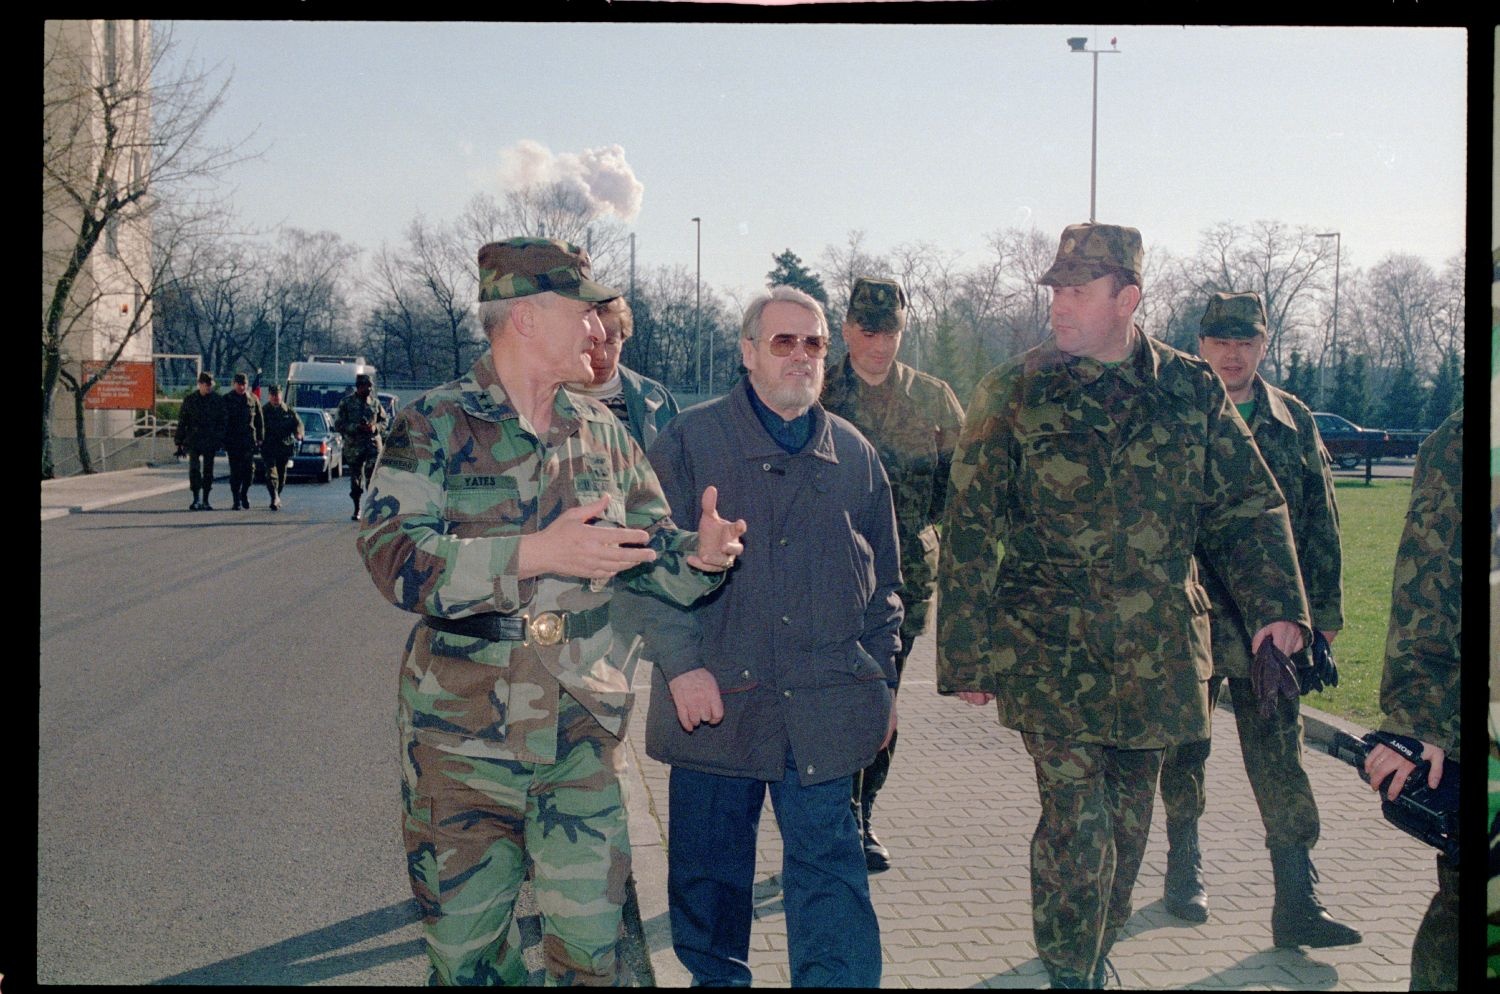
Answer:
[
  {"left": 478, "top": 297, "right": 519, "bottom": 336},
  {"left": 741, "top": 285, "right": 828, "bottom": 342}
]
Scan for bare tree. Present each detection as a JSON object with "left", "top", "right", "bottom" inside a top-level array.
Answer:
[{"left": 43, "top": 19, "right": 250, "bottom": 477}]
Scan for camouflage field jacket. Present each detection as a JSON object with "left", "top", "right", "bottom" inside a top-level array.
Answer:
[
  {"left": 356, "top": 352, "right": 720, "bottom": 764},
  {"left": 936, "top": 330, "right": 1310, "bottom": 749},
  {"left": 1199, "top": 376, "right": 1343, "bottom": 679},
  {"left": 1379, "top": 408, "right": 1461, "bottom": 761},
  {"left": 822, "top": 357, "right": 965, "bottom": 639},
  {"left": 335, "top": 393, "right": 388, "bottom": 461}
]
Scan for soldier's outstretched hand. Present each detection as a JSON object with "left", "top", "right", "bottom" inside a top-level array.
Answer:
[
  {"left": 518, "top": 495, "right": 657, "bottom": 581},
  {"left": 689, "top": 485, "right": 747, "bottom": 573}
]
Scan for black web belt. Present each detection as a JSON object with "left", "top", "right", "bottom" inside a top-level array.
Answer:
[{"left": 424, "top": 604, "right": 609, "bottom": 646}]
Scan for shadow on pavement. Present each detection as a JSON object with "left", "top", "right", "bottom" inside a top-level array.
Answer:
[{"left": 151, "top": 900, "right": 423, "bottom": 985}]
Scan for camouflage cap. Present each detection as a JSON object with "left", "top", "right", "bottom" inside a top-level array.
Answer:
[
  {"left": 355, "top": 373, "right": 373, "bottom": 387},
  {"left": 847, "top": 276, "right": 909, "bottom": 334},
  {"left": 1037, "top": 223, "right": 1144, "bottom": 287},
  {"left": 1199, "top": 290, "right": 1268, "bottom": 339},
  {"left": 477, "top": 237, "right": 622, "bottom": 303}
]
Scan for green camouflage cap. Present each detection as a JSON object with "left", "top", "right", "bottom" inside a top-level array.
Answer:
[
  {"left": 1199, "top": 290, "right": 1267, "bottom": 339},
  {"left": 1037, "top": 222, "right": 1144, "bottom": 286},
  {"left": 477, "top": 237, "right": 621, "bottom": 303},
  {"left": 847, "top": 276, "right": 909, "bottom": 333},
  {"left": 355, "top": 373, "right": 373, "bottom": 387}
]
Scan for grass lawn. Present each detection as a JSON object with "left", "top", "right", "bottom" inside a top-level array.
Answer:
[{"left": 1300, "top": 478, "right": 1412, "bottom": 729}]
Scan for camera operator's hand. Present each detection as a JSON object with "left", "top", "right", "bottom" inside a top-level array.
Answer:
[{"left": 1364, "top": 735, "right": 1445, "bottom": 801}]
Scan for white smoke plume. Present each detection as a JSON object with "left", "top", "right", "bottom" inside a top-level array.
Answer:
[{"left": 496, "top": 140, "right": 644, "bottom": 222}]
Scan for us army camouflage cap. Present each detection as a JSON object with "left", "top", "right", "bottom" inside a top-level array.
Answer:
[
  {"left": 1038, "top": 222, "right": 1144, "bottom": 286},
  {"left": 1199, "top": 291, "right": 1267, "bottom": 339},
  {"left": 477, "top": 237, "right": 622, "bottom": 303},
  {"left": 355, "top": 373, "right": 373, "bottom": 387},
  {"left": 847, "top": 276, "right": 909, "bottom": 334}
]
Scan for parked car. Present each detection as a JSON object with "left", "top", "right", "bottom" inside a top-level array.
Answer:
[
  {"left": 291, "top": 407, "right": 344, "bottom": 483},
  {"left": 1312, "top": 412, "right": 1389, "bottom": 469},
  {"left": 377, "top": 391, "right": 399, "bottom": 428}
]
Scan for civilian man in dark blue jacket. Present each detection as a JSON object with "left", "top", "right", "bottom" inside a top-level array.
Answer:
[{"left": 630, "top": 285, "right": 902, "bottom": 987}]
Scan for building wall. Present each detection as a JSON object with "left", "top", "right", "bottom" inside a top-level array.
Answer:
[{"left": 43, "top": 19, "right": 156, "bottom": 467}]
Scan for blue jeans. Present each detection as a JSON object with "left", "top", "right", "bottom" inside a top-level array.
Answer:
[{"left": 667, "top": 757, "right": 882, "bottom": 987}]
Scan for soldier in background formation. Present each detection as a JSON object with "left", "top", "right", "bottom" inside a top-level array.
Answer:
[
  {"left": 335, "top": 372, "right": 387, "bottom": 521},
  {"left": 222, "top": 371, "right": 265, "bottom": 510},
  {"left": 175, "top": 370, "right": 225, "bottom": 511},
  {"left": 821, "top": 275, "right": 964, "bottom": 872},
  {"left": 356, "top": 237, "right": 745, "bottom": 985},
  {"left": 1364, "top": 408, "right": 1461, "bottom": 991},
  {"left": 260, "top": 384, "right": 303, "bottom": 511},
  {"left": 937, "top": 222, "right": 1311, "bottom": 989},
  {"left": 1157, "top": 291, "right": 1360, "bottom": 946}
]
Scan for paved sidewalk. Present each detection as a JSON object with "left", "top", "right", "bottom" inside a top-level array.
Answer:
[
  {"left": 624, "top": 636, "right": 1434, "bottom": 989},
  {"left": 44, "top": 468, "right": 1437, "bottom": 988},
  {"left": 41, "top": 462, "right": 192, "bottom": 521}
]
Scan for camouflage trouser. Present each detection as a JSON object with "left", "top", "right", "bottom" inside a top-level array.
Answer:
[
  {"left": 400, "top": 693, "right": 630, "bottom": 986},
  {"left": 854, "top": 624, "right": 918, "bottom": 807},
  {"left": 1022, "top": 732, "right": 1162, "bottom": 981},
  {"left": 1159, "top": 675, "right": 1320, "bottom": 849},
  {"left": 1410, "top": 855, "right": 1458, "bottom": 990},
  {"left": 348, "top": 443, "right": 380, "bottom": 500}
]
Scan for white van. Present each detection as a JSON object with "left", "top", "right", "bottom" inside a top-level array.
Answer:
[{"left": 285, "top": 355, "right": 378, "bottom": 413}]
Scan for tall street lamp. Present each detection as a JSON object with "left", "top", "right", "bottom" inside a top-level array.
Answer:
[
  {"left": 692, "top": 216, "right": 702, "bottom": 395},
  {"left": 1315, "top": 231, "right": 1341, "bottom": 406},
  {"left": 1066, "top": 34, "right": 1120, "bottom": 223}
]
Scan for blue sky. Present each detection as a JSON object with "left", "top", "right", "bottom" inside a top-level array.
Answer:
[{"left": 163, "top": 21, "right": 1469, "bottom": 300}]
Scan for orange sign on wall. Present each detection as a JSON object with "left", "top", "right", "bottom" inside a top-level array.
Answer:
[{"left": 83, "top": 360, "right": 156, "bottom": 410}]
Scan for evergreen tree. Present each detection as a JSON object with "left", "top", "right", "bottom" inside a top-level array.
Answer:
[
  {"left": 1328, "top": 348, "right": 1368, "bottom": 423},
  {"left": 766, "top": 249, "right": 829, "bottom": 307},
  {"left": 1377, "top": 364, "right": 1424, "bottom": 429},
  {"left": 1280, "top": 350, "right": 1314, "bottom": 406},
  {"left": 1423, "top": 352, "right": 1463, "bottom": 427}
]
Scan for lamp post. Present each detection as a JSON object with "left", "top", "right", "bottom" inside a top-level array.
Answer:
[
  {"left": 1315, "top": 231, "right": 1341, "bottom": 406},
  {"left": 692, "top": 216, "right": 702, "bottom": 395},
  {"left": 1066, "top": 34, "right": 1120, "bottom": 223}
]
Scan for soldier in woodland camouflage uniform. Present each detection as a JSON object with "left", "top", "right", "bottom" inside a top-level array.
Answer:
[
  {"left": 1157, "top": 291, "right": 1361, "bottom": 945},
  {"left": 822, "top": 275, "right": 964, "bottom": 871},
  {"left": 936, "top": 224, "right": 1312, "bottom": 989},
  {"left": 260, "top": 384, "right": 303, "bottom": 511},
  {"left": 1364, "top": 408, "right": 1461, "bottom": 991},
  {"left": 356, "top": 237, "right": 747, "bottom": 986},
  {"left": 336, "top": 372, "right": 388, "bottom": 520}
]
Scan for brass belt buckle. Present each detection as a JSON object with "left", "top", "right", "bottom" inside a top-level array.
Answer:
[{"left": 526, "top": 611, "right": 565, "bottom": 646}]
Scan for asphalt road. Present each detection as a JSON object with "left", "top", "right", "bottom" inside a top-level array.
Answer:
[{"left": 39, "top": 478, "right": 430, "bottom": 985}]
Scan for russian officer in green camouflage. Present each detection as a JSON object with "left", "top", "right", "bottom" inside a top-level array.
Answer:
[
  {"left": 1364, "top": 408, "right": 1461, "bottom": 991},
  {"left": 356, "top": 237, "right": 747, "bottom": 986},
  {"left": 335, "top": 372, "right": 388, "bottom": 520},
  {"left": 821, "top": 275, "right": 965, "bottom": 871},
  {"left": 936, "top": 224, "right": 1312, "bottom": 989},
  {"left": 1157, "top": 291, "right": 1361, "bottom": 946}
]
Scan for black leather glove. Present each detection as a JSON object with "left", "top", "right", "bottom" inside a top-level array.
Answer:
[
  {"left": 1251, "top": 639, "right": 1300, "bottom": 718},
  {"left": 1296, "top": 630, "right": 1339, "bottom": 695}
]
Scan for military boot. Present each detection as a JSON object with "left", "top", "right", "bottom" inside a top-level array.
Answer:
[
  {"left": 1045, "top": 964, "right": 1097, "bottom": 989},
  {"left": 1163, "top": 819, "right": 1209, "bottom": 922},
  {"left": 350, "top": 493, "right": 362, "bottom": 521},
  {"left": 200, "top": 491, "right": 214, "bottom": 510},
  {"left": 189, "top": 490, "right": 201, "bottom": 511},
  {"left": 1269, "top": 846, "right": 1362, "bottom": 948},
  {"left": 861, "top": 798, "right": 890, "bottom": 872}
]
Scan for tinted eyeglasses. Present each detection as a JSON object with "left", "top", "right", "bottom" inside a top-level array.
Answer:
[{"left": 763, "top": 334, "right": 828, "bottom": 357}]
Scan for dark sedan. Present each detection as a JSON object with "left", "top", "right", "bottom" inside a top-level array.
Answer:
[
  {"left": 291, "top": 407, "right": 344, "bottom": 482},
  {"left": 1312, "top": 412, "right": 1389, "bottom": 469}
]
